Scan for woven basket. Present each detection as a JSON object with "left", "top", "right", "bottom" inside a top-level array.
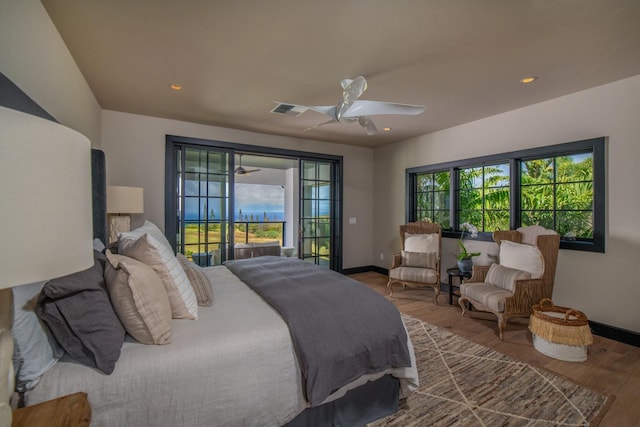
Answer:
[{"left": 529, "top": 298, "right": 593, "bottom": 346}]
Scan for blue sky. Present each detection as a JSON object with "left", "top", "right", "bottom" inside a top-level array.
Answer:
[{"left": 235, "top": 183, "right": 284, "bottom": 214}]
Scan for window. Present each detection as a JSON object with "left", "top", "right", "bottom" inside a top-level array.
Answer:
[
  {"left": 406, "top": 137, "right": 605, "bottom": 252},
  {"left": 521, "top": 153, "right": 594, "bottom": 239},
  {"left": 458, "top": 163, "right": 510, "bottom": 232},
  {"left": 414, "top": 171, "right": 450, "bottom": 229}
]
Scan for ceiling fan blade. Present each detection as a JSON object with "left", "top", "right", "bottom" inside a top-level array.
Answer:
[
  {"left": 235, "top": 166, "right": 261, "bottom": 175},
  {"left": 337, "top": 76, "right": 367, "bottom": 121},
  {"left": 358, "top": 116, "right": 378, "bottom": 135},
  {"left": 342, "top": 100, "right": 426, "bottom": 117},
  {"left": 304, "top": 118, "right": 337, "bottom": 132},
  {"left": 306, "top": 105, "right": 337, "bottom": 117}
]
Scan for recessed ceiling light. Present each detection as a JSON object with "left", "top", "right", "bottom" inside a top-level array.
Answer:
[
  {"left": 383, "top": 127, "right": 392, "bottom": 132},
  {"left": 170, "top": 83, "right": 183, "bottom": 91},
  {"left": 520, "top": 76, "right": 538, "bottom": 84}
]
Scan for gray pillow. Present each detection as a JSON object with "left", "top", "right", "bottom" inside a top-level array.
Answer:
[{"left": 37, "top": 250, "right": 125, "bottom": 374}]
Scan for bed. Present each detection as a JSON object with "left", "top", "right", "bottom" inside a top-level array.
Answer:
[
  {"left": 24, "top": 256, "right": 418, "bottom": 426},
  {"left": 2, "top": 79, "right": 418, "bottom": 424}
]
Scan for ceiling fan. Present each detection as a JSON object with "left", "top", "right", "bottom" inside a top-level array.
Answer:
[
  {"left": 272, "top": 76, "right": 426, "bottom": 135},
  {"left": 234, "top": 154, "right": 261, "bottom": 175}
]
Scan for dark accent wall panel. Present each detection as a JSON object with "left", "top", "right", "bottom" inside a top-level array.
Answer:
[
  {"left": 0, "top": 72, "right": 56, "bottom": 122},
  {"left": 91, "top": 149, "right": 107, "bottom": 244}
]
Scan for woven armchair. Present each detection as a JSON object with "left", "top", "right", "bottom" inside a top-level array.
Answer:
[
  {"left": 458, "top": 225, "right": 560, "bottom": 340},
  {"left": 387, "top": 220, "right": 442, "bottom": 304}
]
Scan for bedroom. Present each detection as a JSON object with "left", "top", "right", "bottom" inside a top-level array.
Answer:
[{"left": 1, "top": 0, "right": 639, "bottom": 425}]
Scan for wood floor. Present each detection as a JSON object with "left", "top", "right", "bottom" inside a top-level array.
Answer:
[{"left": 349, "top": 271, "right": 640, "bottom": 427}]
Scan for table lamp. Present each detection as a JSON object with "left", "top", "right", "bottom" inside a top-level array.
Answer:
[
  {"left": 0, "top": 106, "right": 94, "bottom": 426},
  {"left": 107, "top": 185, "right": 144, "bottom": 243}
]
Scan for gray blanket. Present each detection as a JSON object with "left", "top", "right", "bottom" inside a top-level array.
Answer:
[{"left": 224, "top": 256, "right": 411, "bottom": 406}]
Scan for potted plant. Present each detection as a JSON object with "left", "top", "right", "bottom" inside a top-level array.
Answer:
[{"left": 457, "top": 222, "right": 480, "bottom": 273}]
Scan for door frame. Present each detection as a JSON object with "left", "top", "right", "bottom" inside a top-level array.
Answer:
[{"left": 164, "top": 135, "right": 344, "bottom": 271}]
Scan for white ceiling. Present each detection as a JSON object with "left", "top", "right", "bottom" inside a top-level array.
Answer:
[{"left": 42, "top": 0, "right": 640, "bottom": 148}]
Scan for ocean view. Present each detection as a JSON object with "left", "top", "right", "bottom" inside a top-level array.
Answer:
[{"left": 184, "top": 211, "right": 286, "bottom": 222}]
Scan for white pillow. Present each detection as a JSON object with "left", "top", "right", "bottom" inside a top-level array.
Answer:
[
  {"left": 404, "top": 233, "right": 439, "bottom": 256},
  {"left": 119, "top": 220, "right": 172, "bottom": 250},
  {"left": 12, "top": 281, "right": 64, "bottom": 391},
  {"left": 499, "top": 240, "right": 544, "bottom": 279},
  {"left": 119, "top": 234, "right": 198, "bottom": 320}
]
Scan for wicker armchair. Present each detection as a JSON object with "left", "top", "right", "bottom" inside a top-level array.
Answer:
[
  {"left": 387, "top": 220, "right": 442, "bottom": 304},
  {"left": 458, "top": 225, "right": 560, "bottom": 340}
]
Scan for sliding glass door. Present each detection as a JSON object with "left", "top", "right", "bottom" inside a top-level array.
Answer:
[
  {"left": 169, "top": 144, "right": 232, "bottom": 265},
  {"left": 166, "top": 136, "right": 342, "bottom": 271},
  {"left": 299, "top": 159, "right": 341, "bottom": 269}
]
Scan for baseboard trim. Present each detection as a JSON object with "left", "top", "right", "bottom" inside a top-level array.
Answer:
[
  {"left": 342, "top": 265, "right": 388, "bottom": 275},
  {"left": 344, "top": 265, "right": 639, "bottom": 348},
  {"left": 589, "top": 321, "right": 640, "bottom": 347}
]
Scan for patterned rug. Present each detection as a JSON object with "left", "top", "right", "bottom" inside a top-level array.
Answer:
[{"left": 371, "top": 315, "right": 613, "bottom": 427}]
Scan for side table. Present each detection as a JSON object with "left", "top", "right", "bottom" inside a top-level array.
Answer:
[
  {"left": 12, "top": 392, "right": 90, "bottom": 427},
  {"left": 446, "top": 267, "right": 472, "bottom": 305}
]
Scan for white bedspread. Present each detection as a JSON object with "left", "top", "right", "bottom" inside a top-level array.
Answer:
[
  {"left": 25, "top": 266, "right": 418, "bottom": 426},
  {"left": 26, "top": 266, "right": 307, "bottom": 426}
]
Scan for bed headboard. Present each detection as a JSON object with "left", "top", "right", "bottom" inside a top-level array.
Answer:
[
  {"left": 0, "top": 72, "right": 107, "bottom": 244},
  {"left": 91, "top": 150, "right": 107, "bottom": 244}
]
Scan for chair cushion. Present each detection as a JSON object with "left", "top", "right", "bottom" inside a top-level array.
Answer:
[
  {"left": 499, "top": 240, "right": 544, "bottom": 279},
  {"left": 389, "top": 266, "right": 438, "bottom": 284},
  {"left": 484, "top": 263, "right": 532, "bottom": 292},
  {"left": 404, "top": 233, "right": 439, "bottom": 256},
  {"left": 401, "top": 250, "right": 437, "bottom": 269},
  {"left": 460, "top": 282, "right": 512, "bottom": 313}
]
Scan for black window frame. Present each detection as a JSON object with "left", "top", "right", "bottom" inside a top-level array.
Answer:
[
  {"left": 165, "top": 134, "right": 345, "bottom": 270},
  {"left": 406, "top": 137, "right": 606, "bottom": 252}
]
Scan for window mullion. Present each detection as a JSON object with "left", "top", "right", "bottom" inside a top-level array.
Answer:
[{"left": 510, "top": 158, "right": 519, "bottom": 230}]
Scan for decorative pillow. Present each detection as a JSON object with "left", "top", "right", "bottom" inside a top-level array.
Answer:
[
  {"left": 36, "top": 250, "right": 125, "bottom": 375},
  {"left": 499, "top": 240, "right": 544, "bottom": 279},
  {"left": 93, "top": 238, "right": 106, "bottom": 252},
  {"left": 119, "top": 234, "right": 198, "bottom": 319},
  {"left": 176, "top": 254, "right": 214, "bottom": 306},
  {"left": 12, "top": 281, "right": 64, "bottom": 392},
  {"left": 484, "top": 263, "right": 532, "bottom": 292},
  {"left": 401, "top": 250, "right": 437, "bottom": 269},
  {"left": 119, "top": 220, "right": 172, "bottom": 250},
  {"left": 104, "top": 251, "right": 172, "bottom": 345},
  {"left": 404, "top": 233, "right": 439, "bottom": 256}
]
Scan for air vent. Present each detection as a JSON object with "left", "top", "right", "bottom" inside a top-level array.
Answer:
[{"left": 271, "top": 103, "right": 307, "bottom": 117}]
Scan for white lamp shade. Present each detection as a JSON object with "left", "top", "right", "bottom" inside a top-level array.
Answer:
[
  {"left": 107, "top": 186, "right": 144, "bottom": 214},
  {"left": 0, "top": 106, "right": 94, "bottom": 288}
]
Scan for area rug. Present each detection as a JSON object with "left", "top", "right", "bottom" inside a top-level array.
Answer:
[{"left": 371, "top": 315, "right": 614, "bottom": 427}]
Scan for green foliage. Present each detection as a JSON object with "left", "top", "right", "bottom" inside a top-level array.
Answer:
[
  {"left": 521, "top": 154, "right": 594, "bottom": 238},
  {"left": 456, "top": 240, "right": 480, "bottom": 261},
  {"left": 448, "top": 154, "right": 594, "bottom": 237}
]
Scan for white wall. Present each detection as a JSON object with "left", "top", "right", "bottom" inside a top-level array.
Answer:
[
  {"left": 101, "top": 110, "right": 375, "bottom": 269},
  {"left": 374, "top": 75, "right": 640, "bottom": 333},
  {"left": 0, "top": 0, "right": 102, "bottom": 146}
]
